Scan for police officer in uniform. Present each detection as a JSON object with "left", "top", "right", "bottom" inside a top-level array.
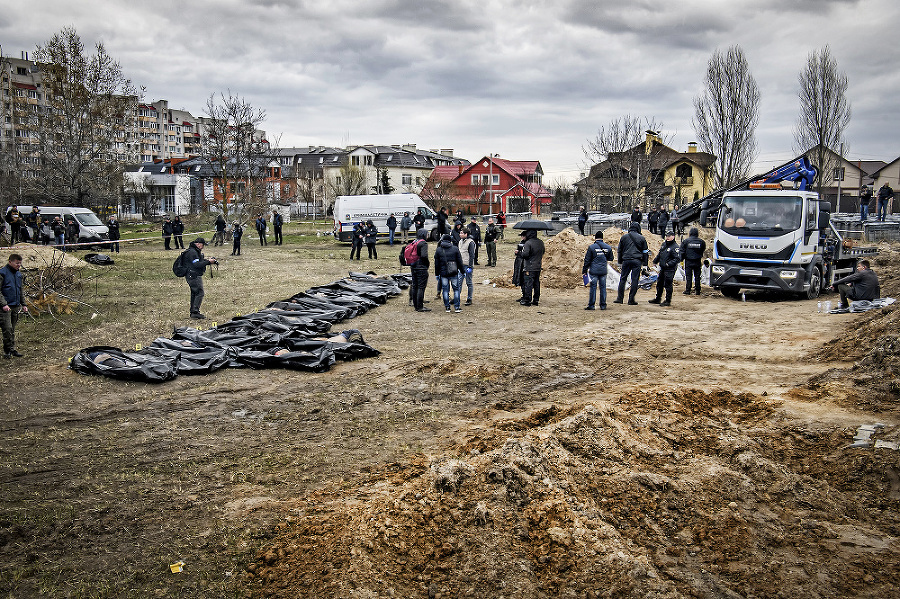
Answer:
[
  {"left": 680, "top": 227, "right": 706, "bottom": 295},
  {"left": 649, "top": 229, "right": 681, "bottom": 307}
]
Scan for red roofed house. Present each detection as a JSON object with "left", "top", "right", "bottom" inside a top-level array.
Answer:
[{"left": 425, "top": 156, "right": 553, "bottom": 214}]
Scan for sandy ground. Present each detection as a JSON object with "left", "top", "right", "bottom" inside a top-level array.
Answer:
[{"left": 2, "top": 228, "right": 900, "bottom": 598}]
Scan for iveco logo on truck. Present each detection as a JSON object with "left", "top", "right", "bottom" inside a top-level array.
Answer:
[{"left": 739, "top": 242, "right": 768, "bottom": 250}]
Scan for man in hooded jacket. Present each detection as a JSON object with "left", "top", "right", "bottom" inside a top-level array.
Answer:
[
  {"left": 614, "top": 222, "right": 649, "bottom": 305},
  {"left": 680, "top": 227, "right": 706, "bottom": 295},
  {"left": 519, "top": 229, "right": 545, "bottom": 306}
]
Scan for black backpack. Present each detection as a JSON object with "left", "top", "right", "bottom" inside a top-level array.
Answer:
[{"left": 172, "top": 250, "right": 190, "bottom": 277}]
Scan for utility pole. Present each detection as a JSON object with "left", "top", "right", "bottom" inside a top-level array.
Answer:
[{"left": 488, "top": 154, "right": 493, "bottom": 215}]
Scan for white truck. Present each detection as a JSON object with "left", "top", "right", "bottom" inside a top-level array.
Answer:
[
  {"left": 332, "top": 194, "right": 439, "bottom": 242},
  {"left": 710, "top": 157, "right": 876, "bottom": 299}
]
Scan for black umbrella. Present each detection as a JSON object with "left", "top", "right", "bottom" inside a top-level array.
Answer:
[{"left": 512, "top": 219, "right": 554, "bottom": 230}]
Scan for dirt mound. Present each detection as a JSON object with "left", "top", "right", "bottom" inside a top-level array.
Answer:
[
  {"left": 14, "top": 245, "right": 89, "bottom": 269},
  {"left": 243, "top": 389, "right": 900, "bottom": 599}
]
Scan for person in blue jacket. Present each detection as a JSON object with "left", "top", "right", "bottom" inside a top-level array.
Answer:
[
  {"left": 582, "top": 231, "right": 614, "bottom": 310},
  {"left": 1, "top": 253, "right": 28, "bottom": 358}
]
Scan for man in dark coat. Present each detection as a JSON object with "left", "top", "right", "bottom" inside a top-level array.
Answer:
[
  {"left": 1, "top": 253, "right": 28, "bottom": 358},
  {"left": 877, "top": 183, "right": 894, "bottom": 222},
  {"left": 183, "top": 237, "right": 217, "bottom": 319},
  {"left": 832, "top": 260, "right": 880, "bottom": 308},
  {"left": 577, "top": 207, "right": 588, "bottom": 235},
  {"left": 519, "top": 229, "right": 545, "bottom": 306},
  {"left": 66, "top": 217, "right": 80, "bottom": 251},
  {"left": 648, "top": 229, "right": 681, "bottom": 306},
  {"left": 582, "top": 231, "right": 614, "bottom": 310},
  {"left": 614, "top": 222, "right": 649, "bottom": 305},
  {"left": 413, "top": 209, "right": 426, "bottom": 234},
  {"left": 631, "top": 207, "right": 643, "bottom": 225},
  {"left": 409, "top": 228, "right": 431, "bottom": 312},
  {"left": 272, "top": 210, "right": 284, "bottom": 245},
  {"left": 436, "top": 207, "right": 449, "bottom": 236},
  {"left": 231, "top": 221, "right": 243, "bottom": 256},
  {"left": 467, "top": 216, "right": 482, "bottom": 265},
  {"left": 364, "top": 220, "right": 378, "bottom": 259},
  {"left": 350, "top": 221, "right": 365, "bottom": 260},
  {"left": 162, "top": 216, "right": 174, "bottom": 250},
  {"left": 106, "top": 215, "right": 120, "bottom": 253},
  {"left": 648, "top": 208, "right": 659, "bottom": 234},
  {"left": 484, "top": 218, "right": 499, "bottom": 267},
  {"left": 255, "top": 214, "right": 268, "bottom": 245},
  {"left": 173, "top": 216, "right": 185, "bottom": 249},
  {"left": 386, "top": 213, "right": 397, "bottom": 245},
  {"left": 214, "top": 214, "right": 227, "bottom": 246},
  {"left": 680, "top": 227, "right": 706, "bottom": 295},
  {"left": 656, "top": 206, "right": 669, "bottom": 238},
  {"left": 860, "top": 185, "right": 873, "bottom": 221}
]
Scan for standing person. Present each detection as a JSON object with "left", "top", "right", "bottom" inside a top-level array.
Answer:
[
  {"left": 365, "top": 219, "right": 378, "bottom": 259},
  {"left": 577, "top": 206, "right": 588, "bottom": 236},
  {"left": 467, "top": 216, "right": 482, "bottom": 265},
  {"left": 451, "top": 221, "right": 464, "bottom": 245},
  {"left": 671, "top": 205, "right": 682, "bottom": 235},
  {"left": 1, "top": 253, "right": 27, "bottom": 358},
  {"left": 434, "top": 234, "right": 464, "bottom": 313},
  {"left": 631, "top": 206, "right": 643, "bottom": 226},
  {"left": 656, "top": 206, "right": 669, "bottom": 238},
  {"left": 458, "top": 227, "right": 476, "bottom": 306},
  {"left": 51, "top": 216, "right": 65, "bottom": 247},
  {"left": 859, "top": 185, "right": 873, "bottom": 222},
  {"left": 255, "top": 214, "right": 268, "bottom": 246},
  {"left": 66, "top": 217, "right": 79, "bottom": 251},
  {"left": 214, "top": 214, "right": 227, "bottom": 246},
  {"left": 399, "top": 211, "right": 412, "bottom": 243},
  {"left": 582, "top": 231, "right": 614, "bottom": 310},
  {"left": 231, "top": 221, "right": 243, "bottom": 256},
  {"left": 648, "top": 207, "right": 659, "bottom": 235},
  {"left": 436, "top": 207, "right": 449, "bottom": 236},
  {"left": 162, "top": 216, "right": 174, "bottom": 250},
  {"left": 40, "top": 219, "right": 52, "bottom": 246},
  {"left": 409, "top": 229, "right": 431, "bottom": 312},
  {"left": 614, "top": 222, "right": 649, "bottom": 305},
  {"left": 25, "top": 206, "right": 40, "bottom": 242},
  {"left": 648, "top": 229, "right": 681, "bottom": 307},
  {"left": 413, "top": 209, "right": 426, "bottom": 234},
  {"left": 349, "top": 221, "right": 365, "bottom": 260},
  {"left": 5, "top": 208, "right": 21, "bottom": 244},
  {"left": 497, "top": 211, "right": 506, "bottom": 239},
  {"left": 183, "top": 237, "right": 218, "bottom": 319},
  {"left": 454, "top": 209, "right": 466, "bottom": 226},
  {"left": 680, "top": 227, "right": 706, "bottom": 295},
  {"left": 877, "top": 182, "right": 894, "bottom": 222},
  {"left": 272, "top": 210, "right": 284, "bottom": 245},
  {"left": 172, "top": 216, "right": 185, "bottom": 249},
  {"left": 106, "top": 214, "right": 121, "bottom": 253},
  {"left": 512, "top": 231, "right": 527, "bottom": 301},
  {"left": 386, "top": 213, "right": 397, "bottom": 246},
  {"left": 484, "top": 218, "right": 499, "bottom": 267},
  {"left": 519, "top": 229, "right": 545, "bottom": 306},
  {"left": 832, "top": 260, "right": 880, "bottom": 308}
]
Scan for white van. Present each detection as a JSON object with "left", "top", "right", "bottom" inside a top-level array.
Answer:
[
  {"left": 333, "top": 194, "right": 439, "bottom": 242},
  {"left": 6, "top": 205, "right": 110, "bottom": 247}
]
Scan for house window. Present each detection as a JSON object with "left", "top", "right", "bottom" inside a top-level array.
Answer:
[
  {"left": 17, "top": 67, "right": 27, "bottom": 76},
  {"left": 492, "top": 174, "right": 499, "bottom": 185},
  {"left": 833, "top": 167, "right": 845, "bottom": 182},
  {"left": 402, "top": 174, "right": 412, "bottom": 185},
  {"left": 482, "top": 175, "right": 490, "bottom": 184},
  {"left": 364, "top": 156, "right": 373, "bottom": 166},
  {"left": 675, "top": 164, "right": 692, "bottom": 179},
  {"left": 351, "top": 156, "right": 360, "bottom": 166},
  {"left": 471, "top": 175, "right": 480, "bottom": 185}
]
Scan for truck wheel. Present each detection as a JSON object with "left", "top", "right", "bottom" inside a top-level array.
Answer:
[
  {"left": 805, "top": 266, "right": 822, "bottom": 300},
  {"left": 721, "top": 287, "right": 741, "bottom": 299}
]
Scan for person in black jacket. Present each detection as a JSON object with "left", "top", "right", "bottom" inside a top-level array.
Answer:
[
  {"left": 656, "top": 206, "right": 669, "bottom": 238},
  {"left": 183, "top": 237, "right": 218, "bottom": 319},
  {"left": 577, "top": 207, "right": 588, "bottom": 235},
  {"left": 413, "top": 209, "right": 426, "bottom": 234},
  {"left": 272, "top": 210, "right": 284, "bottom": 245},
  {"left": 631, "top": 207, "right": 643, "bottom": 225},
  {"left": 66, "top": 217, "right": 79, "bottom": 251},
  {"left": 106, "top": 215, "right": 120, "bottom": 253},
  {"left": 214, "top": 214, "right": 227, "bottom": 246},
  {"left": 649, "top": 229, "right": 681, "bottom": 306},
  {"left": 680, "top": 227, "right": 706, "bottom": 295},
  {"left": 162, "top": 216, "right": 174, "bottom": 250},
  {"left": 859, "top": 185, "right": 873, "bottom": 222},
  {"left": 467, "top": 217, "right": 482, "bottom": 265},
  {"left": 409, "top": 229, "right": 431, "bottom": 312},
  {"left": 484, "top": 218, "right": 499, "bottom": 267},
  {"left": 832, "top": 260, "right": 880, "bottom": 308},
  {"left": 647, "top": 208, "right": 659, "bottom": 234},
  {"left": 434, "top": 234, "right": 464, "bottom": 312},
  {"left": 512, "top": 231, "right": 527, "bottom": 301},
  {"left": 255, "top": 214, "right": 268, "bottom": 246},
  {"left": 614, "top": 222, "right": 649, "bottom": 305},
  {"left": 350, "top": 221, "right": 364, "bottom": 260},
  {"left": 519, "top": 229, "right": 545, "bottom": 306},
  {"left": 173, "top": 216, "right": 185, "bottom": 249},
  {"left": 231, "top": 221, "right": 243, "bottom": 256},
  {"left": 877, "top": 183, "right": 894, "bottom": 222},
  {"left": 436, "top": 207, "right": 449, "bottom": 236},
  {"left": 582, "top": 231, "right": 614, "bottom": 310},
  {"left": 386, "top": 213, "right": 397, "bottom": 246},
  {"left": 451, "top": 221, "right": 464, "bottom": 245},
  {"left": 364, "top": 220, "right": 378, "bottom": 259}
]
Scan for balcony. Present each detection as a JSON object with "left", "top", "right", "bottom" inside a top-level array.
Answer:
[{"left": 674, "top": 176, "right": 694, "bottom": 186}]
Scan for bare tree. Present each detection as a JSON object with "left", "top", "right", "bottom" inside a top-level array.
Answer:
[
  {"left": 122, "top": 173, "right": 157, "bottom": 219},
  {"left": 420, "top": 172, "right": 461, "bottom": 210},
  {"left": 583, "top": 116, "right": 667, "bottom": 212},
  {"left": 793, "top": 45, "right": 851, "bottom": 196},
  {"left": 28, "top": 27, "right": 140, "bottom": 208},
  {"left": 325, "top": 161, "right": 368, "bottom": 210},
  {"left": 197, "top": 91, "right": 267, "bottom": 219},
  {"left": 693, "top": 45, "right": 759, "bottom": 190}
]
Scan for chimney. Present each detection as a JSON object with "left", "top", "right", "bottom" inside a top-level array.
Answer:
[
  {"left": 441, "top": 149, "right": 454, "bottom": 157},
  {"left": 687, "top": 142, "right": 698, "bottom": 153},
  {"left": 458, "top": 164, "right": 464, "bottom": 175},
  {"left": 402, "top": 143, "right": 416, "bottom": 152}
]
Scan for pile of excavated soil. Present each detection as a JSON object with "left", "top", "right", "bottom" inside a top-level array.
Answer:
[
  {"left": 14, "top": 245, "right": 89, "bottom": 269},
  {"left": 244, "top": 387, "right": 900, "bottom": 599}
]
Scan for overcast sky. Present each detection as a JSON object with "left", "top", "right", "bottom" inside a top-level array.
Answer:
[{"left": 2, "top": 0, "right": 898, "bottom": 183}]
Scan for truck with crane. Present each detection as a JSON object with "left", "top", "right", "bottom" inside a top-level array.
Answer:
[{"left": 678, "top": 156, "right": 877, "bottom": 300}]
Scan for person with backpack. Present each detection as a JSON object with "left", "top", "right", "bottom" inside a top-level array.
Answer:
[
  {"left": 614, "top": 222, "right": 649, "bottom": 305},
  {"left": 173, "top": 216, "right": 185, "bottom": 249},
  {"left": 582, "top": 230, "right": 614, "bottom": 310},
  {"left": 272, "top": 210, "right": 284, "bottom": 245},
  {"left": 231, "top": 221, "right": 243, "bottom": 256},
  {"left": 434, "top": 234, "right": 464, "bottom": 313},
  {"left": 407, "top": 229, "right": 430, "bottom": 312},
  {"left": 180, "top": 237, "right": 217, "bottom": 319}
]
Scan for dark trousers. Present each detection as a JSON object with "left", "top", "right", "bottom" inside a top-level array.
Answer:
[
  {"left": 473, "top": 243, "right": 480, "bottom": 264},
  {"left": 186, "top": 274, "right": 205, "bottom": 315},
  {"left": 522, "top": 270, "right": 541, "bottom": 304},
  {"left": 411, "top": 267, "right": 429, "bottom": 310},
  {"left": 685, "top": 260, "right": 702, "bottom": 292},
  {"left": 616, "top": 259, "right": 642, "bottom": 303},
  {"left": 109, "top": 240, "right": 120, "bottom": 253},
  {"left": 655, "top": 269, "right": 676, "bottom": 302},
  {"left": 174, "top": 235, "right": 184, "bottom": 249},
  {"left": 587, "top": 273, "right": 607, "bottom": 308},
  {"left": 232, "top": 239, "right": 241, "bottom": 255},
  {"left": 350, "top": 241, "right": 362, "bottom": 260},
  {"left": 274, "top": 226, "right": 283, "bottom": 245},
  {"left": 258, "top": 230, "right": 267, "bottom": 245},
  {"left": 1, "top": 307, "right": 19, "bottom": 353},
  {"left": 366, "top": 242, "right": 377, "bottom": 259},
  {"left": 164, "top": 235, "right": 172, "bottom": 250},
  {"left": 486, "top": 241, "right": 497, "bottom": 266},
  {"left": 837, "top": 283, "right": 865, "bottom": 307}
]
